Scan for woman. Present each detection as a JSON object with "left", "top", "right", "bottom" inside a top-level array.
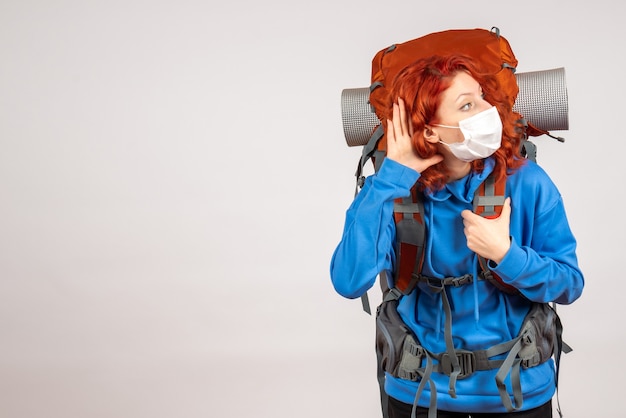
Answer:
[{"left": 330, "top": 55, "right": 584, "bottom": 417}]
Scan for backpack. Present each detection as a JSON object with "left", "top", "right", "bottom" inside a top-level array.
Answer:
[
  {"left": 339, "top": 27, "right": 571, "bottom": 417},
  {"left": 342, "top": 26, "right": 568, "bottom": 191}
]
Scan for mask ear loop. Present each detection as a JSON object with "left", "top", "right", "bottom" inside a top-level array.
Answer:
[
  {"left": 432, "top": 123, "right": 460, "bottom": 129},
  {"left": 429, "top": 124, "right": 460, "bottom": 146}
]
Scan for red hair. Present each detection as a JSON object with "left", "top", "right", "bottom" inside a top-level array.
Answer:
[{"left": 389, "top": 54, "right": 526, "bottom": 192}]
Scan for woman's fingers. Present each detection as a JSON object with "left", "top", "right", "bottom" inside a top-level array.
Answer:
[
  {"left": 390, "top": 100, "right": 409, "bottom": 142},
  {"left": 388, "top": 98, "right": 443, "bottom": 173},
  {"left": 386, "top": 112, "right": 395, "bottom": 143},
  {"left": 391, "top": 102, "right": 401, "bottom": 140},
  {"left": 398, "top": 98, "right": 408, "bottom": 137}
]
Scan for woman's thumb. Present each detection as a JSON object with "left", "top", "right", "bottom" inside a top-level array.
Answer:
[{"left": 499, "top": 197, "right": 512, "bottom": 220}]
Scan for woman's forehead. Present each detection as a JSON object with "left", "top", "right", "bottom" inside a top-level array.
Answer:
[{"left": 442, "top": 72, "right": 480, "bottom": 103}]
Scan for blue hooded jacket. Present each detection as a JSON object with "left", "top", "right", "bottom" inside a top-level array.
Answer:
[{"left": 330, "top": 156, "right": 584, "bottom": 412}]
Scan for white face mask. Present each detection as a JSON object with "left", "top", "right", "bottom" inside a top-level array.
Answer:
[{"left": 433, "top": 106, "right": 502, "bottom": 162}]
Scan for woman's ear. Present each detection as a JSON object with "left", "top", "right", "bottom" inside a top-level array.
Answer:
[{"left": 423, "top": 126, "right": 439, "bottom": 144}]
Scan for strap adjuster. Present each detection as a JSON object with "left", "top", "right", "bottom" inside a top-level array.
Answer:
[
  {"left": 383, "top": 287, "right": 403, "bottom": 302},
  {"left": 521, "top": 352, "right": 542, "bottom": 368},
  {"left": 443, "top": 274, "right": 473, "bottom": 287},
  {"left": 418, "top": 274, "right": 474, "bottom": 291},
  {"left": 440, "top": 350, "right": 475, "bottom": 379}
]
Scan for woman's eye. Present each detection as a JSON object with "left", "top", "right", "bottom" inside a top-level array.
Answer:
[{"left": 460, "top": 102, "right": 472, "bottom": 111}]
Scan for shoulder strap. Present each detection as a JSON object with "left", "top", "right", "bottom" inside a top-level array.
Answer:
[
  {"left": 361, "top": 171, "right": 510, "bottom": 313},
  {"left": 473, "top": 173, "right": 506, "bottom": 218},
  {"left": 359, "top": 184, "right": 425, "bottom": 314},
  {"left": 362, "top": 171, "right": 509, "bottom": 313},
  {"left": 395, "top": 171, "right": 508, "bottom": 294},
  {"left": 392, "top": 186, "right": 426, "bottom": 295},
  {"left": 473, "top": 173, "right": 521, "bottom": 294}
]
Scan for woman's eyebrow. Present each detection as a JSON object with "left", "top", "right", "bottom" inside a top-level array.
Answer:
[
  {"left": 454, "top": 87, "right": 482, "bottom": 103},
  {"left": 454, "top": 92, "right": 474, "bottom": 103}
]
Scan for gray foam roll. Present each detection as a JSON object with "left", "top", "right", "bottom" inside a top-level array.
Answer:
[
  {"left": 513, "top": 67, "right": 568, "bottom": 132},
  {"left": 341, "top": 88, "right": 380, "bottom": 147},
  {"left": 341, "top": 67, "right": 568, "bottom": 147}
]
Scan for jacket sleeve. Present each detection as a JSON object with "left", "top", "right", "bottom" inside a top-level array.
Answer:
[
  {"left": 490, "top": 164, "right": 584, "bottom": 304},
  {"left": 330, "top": 158, "right": 420, "bottom": 299}
]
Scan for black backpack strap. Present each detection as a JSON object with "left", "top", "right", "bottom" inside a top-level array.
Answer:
[
  {"left": 520, "top": 138, "right": 537, "bottom": 162},
  {"left": 354, "top": 124, "right": 384, "bottom": 197},
  {"left": 375, "top": 283, "right": 398, "bottom": 418}
]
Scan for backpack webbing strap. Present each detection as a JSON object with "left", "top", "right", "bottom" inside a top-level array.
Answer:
[
  {"left": 411, "top": 354, "right": 436, "bottom": 418},
  {"left": 392, "top": 171, "right": 506, "bottom": 299},
  {"left": 477, "top": 255, "right": 519, "bottom": 295},
  {"left": 495, "top": 338, "right": 525, "bottom": 411},
  {"left": 473, "top": 172, "right": 506, "bottom": 217},
  {"left": 377, "top": 352, "right": 438, "bottom": 418},
  {"left": 393, "top": 274, "right": 533, "bottom": 416},
  {"left": 472, "top": 174, "right": 520, "bottom": 294},
  {"left": 375, "top": 332, "right": 388, "bottom": 417},
  {"left": 365, "top": 172, "right": 507, "bottom": 314},
  {"left": 520, "top": 139, "right": 537, "bottom": 162},
  {"left": 355, "top": 124, "right": 384, "bottom": 197},
  {"left": 399, "top": 326, "right": 522, "bottom": 377},
  {"left": 393, "top": 188, "right": 425, "bottom": 295},
  {"left": 494, "top": 304, "right": 574, "bottom": 414},
  {"left": 360, "top": 291, "right": 372, "bottom": 315},
  {"left": 423, "top": 278, "right": 461, "bottom": 398},
  {"left": 356, "top": 123, "right": 385, "bottom": 314},
  {"left": 397, "top": 333, "right": 530, "bottom": 414},
  {"left": 553, "top": 305, "right": 572, "bottom": 418},
  {"left": 360, "top": 184, "right": 425, "bottom": 314}
]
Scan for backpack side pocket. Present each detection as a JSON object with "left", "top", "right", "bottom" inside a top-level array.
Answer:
[
  {"left": 376, "top": 298, "right": 421, "bottom": 378},
  {"left": 517, "top": 302, "right": 557, "bottom": 368}
]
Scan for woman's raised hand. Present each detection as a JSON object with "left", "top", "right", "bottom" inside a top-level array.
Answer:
[{"left": 386, "top": 98, "right": 443, "bottom": 173}]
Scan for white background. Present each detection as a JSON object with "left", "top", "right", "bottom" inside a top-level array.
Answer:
[{"left": 0, "top": 1, "right": 622, "bottom": 416}]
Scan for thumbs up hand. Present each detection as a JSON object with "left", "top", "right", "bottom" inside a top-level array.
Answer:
[{"left": 461, "top": 197, "right": 512, "bottom": 264}]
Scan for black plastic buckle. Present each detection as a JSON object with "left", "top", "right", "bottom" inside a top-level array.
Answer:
[
  {"left": 445, "top": 274, "right": 473, "bottom": 287},
  {"left": 424, "top": 274, "right": 473, "bottom": 289},
  {"left": 520, "top": 352, "right": 541, "bottom": 369},
  {"left": 383, "top": 287, "right": 403, "bottom": 302},
  {"left": 440, "top": 350, "right": 475, "bottom": 379}
]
